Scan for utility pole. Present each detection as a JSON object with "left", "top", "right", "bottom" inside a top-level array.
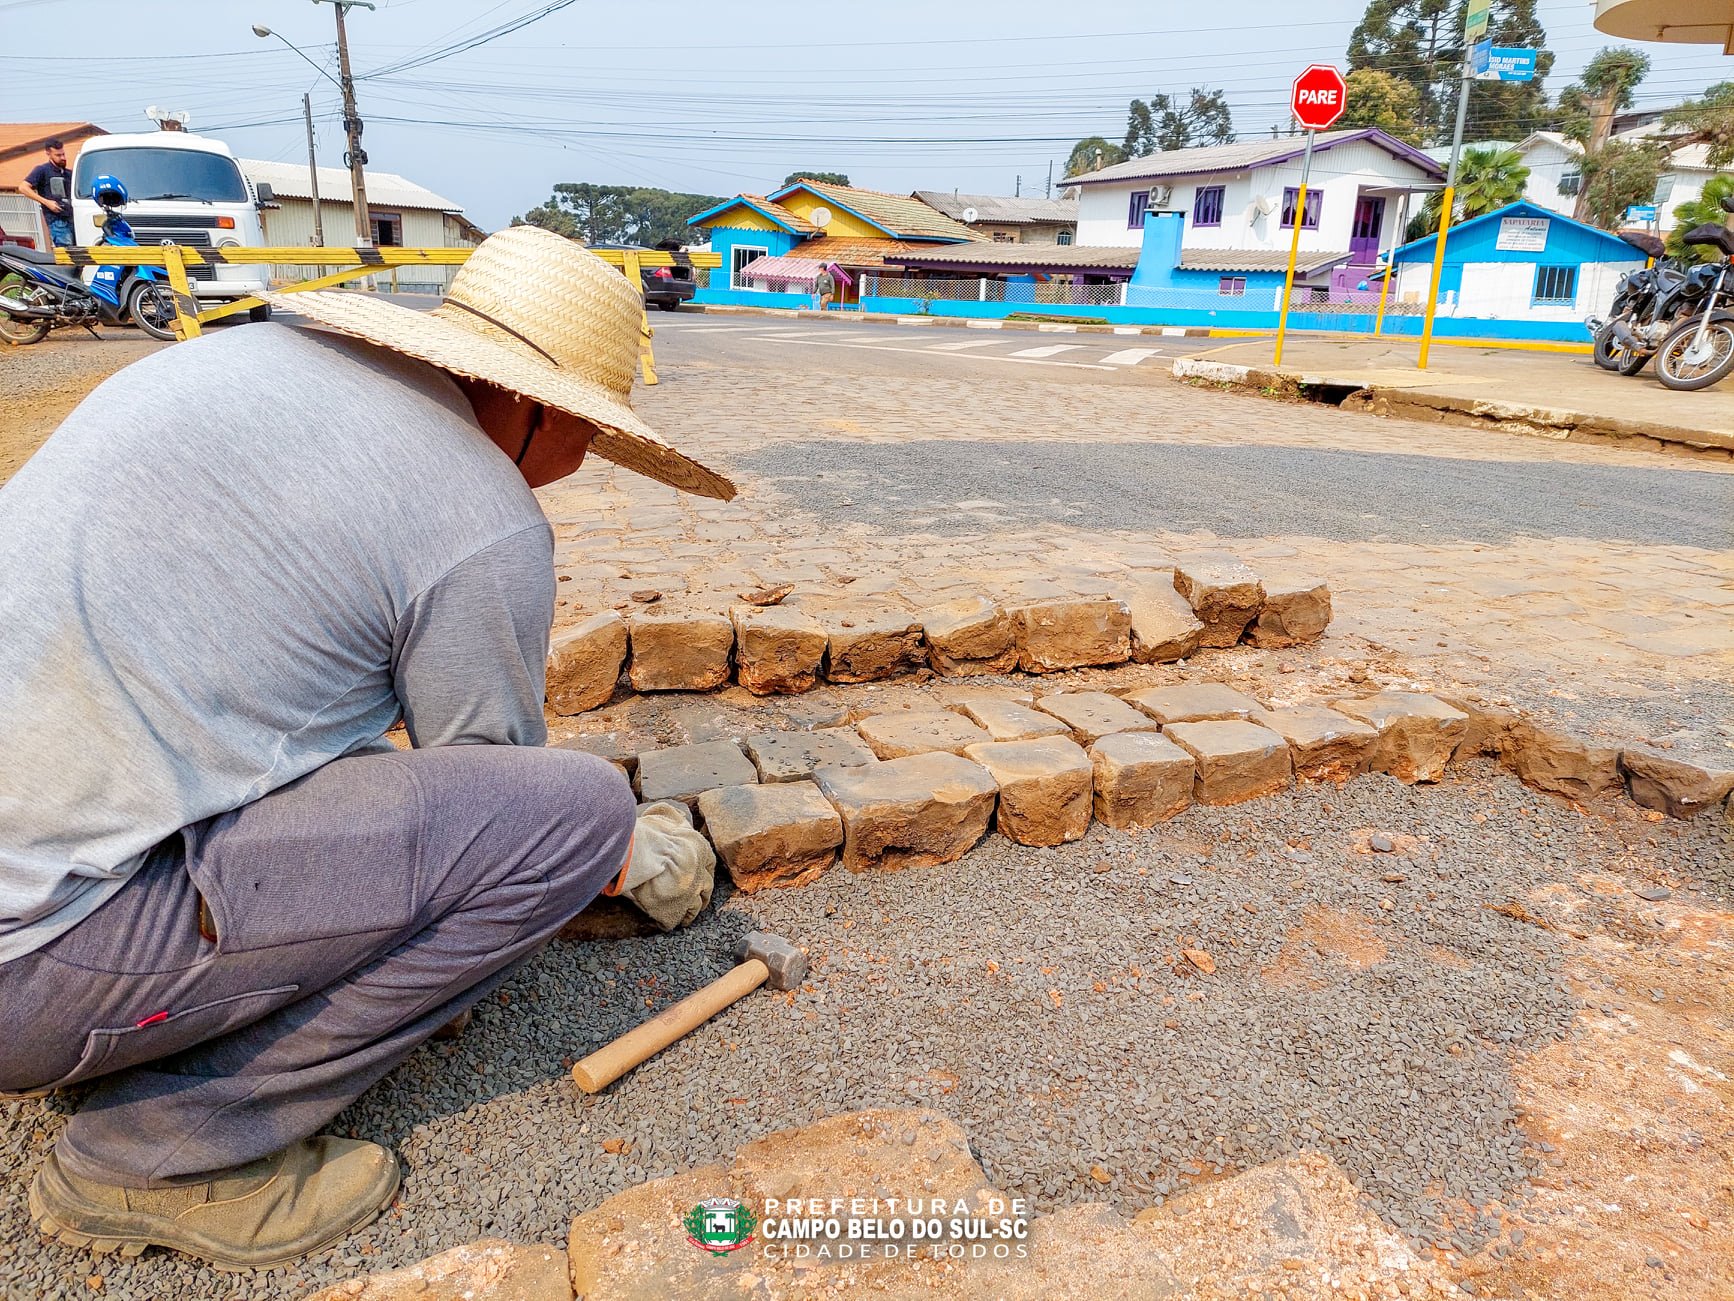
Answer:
[
  {"left": 1045, "top": 160, "right": 1053, "bottom": 199},
  {"left": 1015, "top": 174, "right": 1021, "bottom": 197},
  {"left": 313, "top": 0, "right": 376, "bottom": 246},
  {"left": 302, "top": 93, "right": 324, "bottom": 248}
]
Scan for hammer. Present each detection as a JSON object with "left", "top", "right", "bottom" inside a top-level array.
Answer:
[{"left": 571, "top": 931, "right": 806, "bottom": 1094}]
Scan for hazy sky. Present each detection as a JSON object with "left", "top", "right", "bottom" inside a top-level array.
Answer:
[{"left": 3, "top": 0, "right": 1729, "bottom": 230}]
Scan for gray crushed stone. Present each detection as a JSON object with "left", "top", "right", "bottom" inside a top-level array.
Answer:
[{"left": 2, "top": 763, "right": 1730, "bottom": 1299}]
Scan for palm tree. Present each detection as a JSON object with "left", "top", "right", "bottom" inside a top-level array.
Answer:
[
  {"left": 1666, "top": 175, "right": 1734, "bottom": 265},
  {"left": 1412, "top": 146, "right": 1531, "bottom": 235}
]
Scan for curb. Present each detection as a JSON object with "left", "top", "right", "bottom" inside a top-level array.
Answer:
[
  {"left": 1170, "top": 357, "right": 1734, "bottom": 458},
  {"left": 683, "top": 304, "right": 1210, "bottom": 338}
]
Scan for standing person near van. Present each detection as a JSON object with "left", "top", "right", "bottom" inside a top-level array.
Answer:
[
  {"left": 21, "top": 139, "right": 74, "bottom": 248},
  {"left": 814, "top": 264, "right": 836, "bottom": 310}
]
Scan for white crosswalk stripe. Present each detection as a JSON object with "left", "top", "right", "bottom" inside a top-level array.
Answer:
[
  {"left": 926, "top": 339, "right": 1002, "bottom": 351},
  {"left": 1006, "top": 344, "right": 1083, "bottom": 358},
  {"left": 1100, "top": 348, "right": 1164, "bottom": 367}
]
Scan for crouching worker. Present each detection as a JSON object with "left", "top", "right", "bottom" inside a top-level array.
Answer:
[{"left": 0, "top": 227, "right": 735, "bottom": 1268}]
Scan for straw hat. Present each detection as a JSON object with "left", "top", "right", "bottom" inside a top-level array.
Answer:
[{"left": 263, "top": 225, "right": 734, "bottom": 500}]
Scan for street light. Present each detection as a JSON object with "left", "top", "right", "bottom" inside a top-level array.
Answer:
[
  {"left": 251, "top": 25, "right": 341, "bottom": 88},
  {"left": 253, "top": 24, "right": 334, "bottom": 248}
]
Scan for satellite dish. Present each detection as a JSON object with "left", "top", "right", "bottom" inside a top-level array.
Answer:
[
  {"left": 961, "top": 206, "right": 979, "bottom": 224},
  {"left": 810, "top": 206, "right": 833, "bottom": 228},
  {"left": 1251, "top": 195, "right": 1276, "bottom": 217}
]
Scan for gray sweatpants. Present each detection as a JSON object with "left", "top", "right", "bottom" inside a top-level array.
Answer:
[{"left": 0, "top": 744, "right": 634, "bottom": 1187}]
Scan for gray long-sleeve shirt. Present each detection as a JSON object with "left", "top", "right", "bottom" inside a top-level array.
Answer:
[{"left": 0, "top": 324, "right": 554, "bottom": 963}]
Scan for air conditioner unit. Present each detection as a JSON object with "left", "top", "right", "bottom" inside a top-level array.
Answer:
[{"left": 1150, "top": 185, "right": 1174, "bottom": 209}]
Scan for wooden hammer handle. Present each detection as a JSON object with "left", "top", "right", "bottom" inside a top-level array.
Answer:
[{"left": 571, "top": 958, "right": 769, "bottom": 1093}]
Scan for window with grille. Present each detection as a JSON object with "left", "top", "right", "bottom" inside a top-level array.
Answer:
[
  {"left": 1193, "top": 185, "right": 1225, "bottom": 227},
  {"left": 1280, "top": 187, "right": 1322, "bottom": 229},
  {"left": 1218, "top": 276, "right": 1246, "bottom": 296},
  {"left": 1056, "top": 230, "right": 1074, "bottom": 245},
  {"left": 1558, "top": 169, "right": 1582, "bottom": 196},
  {"left": 1127, "top": 190, "right": 1150, "bottom": 228},
  {"left": 1533, "top": 264, "right": 1577, "bottom": 305}
]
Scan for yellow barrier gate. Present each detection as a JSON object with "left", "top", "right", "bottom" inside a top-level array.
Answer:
[{"left": 49, "top": 244, "right": 721, "bottom": 386}]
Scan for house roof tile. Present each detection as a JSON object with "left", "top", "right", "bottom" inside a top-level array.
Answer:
[
  {"left": 912, "top": 191, "right": 1078, "bottom": 225},
  {"left": 1066, "top": 128, "right": 1442, "bottom": 187},
  {"left": 0, "top": 122, "right": 104, "bottom": 190},
  {"left": 885, "top": 242, "right": 1139, "bottom": 272},
  {"left": 773, "top": 178, "right": 985, "bottom": 241}
]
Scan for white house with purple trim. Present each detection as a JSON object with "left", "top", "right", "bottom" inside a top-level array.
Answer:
[{"left": 1068, "top": 129, "right": 1443, "bottom": 292}]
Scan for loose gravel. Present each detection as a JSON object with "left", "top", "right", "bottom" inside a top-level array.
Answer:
[{"left": 3, "top": 763, "right": 1730, "bottom": 1300}]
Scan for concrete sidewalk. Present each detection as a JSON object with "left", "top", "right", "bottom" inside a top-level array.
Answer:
[{"left": 1175, "top": 337, "right": 1734, "bottom": 456}]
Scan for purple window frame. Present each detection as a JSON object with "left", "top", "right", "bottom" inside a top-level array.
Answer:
[
  {"left": 1218, "top": 276, "right": 1246, "bottom": 297},
  {"left": 1192, "top": 185, "right": 1225, "bottom": 227},
  {"left": 1127, "top": 189, "right": 1150, "bottom": 229},
  {"left": 1280, "top": 187, "right": 1322, "bottom": 230}
]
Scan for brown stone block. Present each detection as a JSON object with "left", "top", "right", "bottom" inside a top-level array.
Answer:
[
  {"left": 1011, "top": 595, "right": 1132, "bottom": 672},
  {"left": 1124, "top": 579, "right": 1205, "bottom": 664},
  {"left": 633, "top": 740, "right": 758, "bottom": 806},
  {"left": 921, "top": 595, "right": 1017, "bottom": 676},
  {"left": 743, "top": 727, "right": 877, "bottom": 783},
  {"left": 1501, "top": 720, "right": 1622, "bottom": 800},
  {"left": 308, "top": 1239, "right": 571, "bottom": 1301},
  {"left": 1173, "top": 555, "right": 1265, "bottom": 648},
  {"left": 1248, "top": 580, "right": 1332, "bottom": 648},
  {"left": 696, "top": 782, "right": 843, "bottom": 891},
  {"left": 1034, "top": 691, "right": 1160, "bottom": 747},
  {"left": 1089, "top": 731, "right": 1194, "bottom": 829},
  {"left": 1620, "top": 745, "right": 1734, "bottom": 819},
  {"left": 732, "top": 605, "right": 826, "bottom": 695},
  {"left": 1123, "top": 682, "right": 1261, "bottom": 725},
  {"left": 626, "top": 610, "right": 733, "bottom": 692},
  {"left": 815, "top": 753, "right": 998, "bottom": 871},
  {"left": 1332, "top": 692, "right": 1468, "bottom": 784},
  {"left": 547, "top": 611, "right": 627, "bottom": 715},
  {"left": 1164, "top": 721, "right": 1293, "bottom": 805},
  {"left": 1250, "top": 705, "right": 1377, "bottom": 782},
  {"left": 821, "top": 605, "right": 927, "bottom": 683},
  {"left": 857, "top": 710, "right": 990, "bottom": 760},
  {"left": 963, "top": 736, "right": 1093, "bottom": 846},
  {"left": 950, "top": 697, "right": 1070, "bottom": 742}
]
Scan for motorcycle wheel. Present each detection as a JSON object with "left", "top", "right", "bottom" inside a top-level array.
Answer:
[
  {"left": 128, "top": 279, "right": 181, "bottom": 342},
  {"left": 1656, "top": 318, "right": 1734, "bottom": 392},
  {"left": 0, "top": 271, "right": 51, "bottom": 346},
  {"left": 1591, "top": 324, "right": 1620, "bottom": 370},
  {"left": 1615, "top": 342, "right": 1651, "bottom": 377}
]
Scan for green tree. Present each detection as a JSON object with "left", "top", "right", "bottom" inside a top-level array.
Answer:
[
  {"left": 1463, "top": 0, "right": 1555, "bottom": 143},
  {"left": 1665, "top": 82, "right": 1734, "bottom": 169},
  {"left": 1340, "top": 68, "right": 1425, "bottom": 145},
  {"left": 1122, "top": 88, "right": 1234, "bottom": 156},
  {"left": 783, "top": 171, "right": 850, "bottom": 187},
  {"left": 1576, "top": 138, "right": 1667, "bottom": 228},
  {"left": 1411, "top": 145, "right": 1529, "bottom": 233},
  {"left": 1347, "top": 0, "right": 1459, "bottom": 141},
  {"left": 1554, "top": 47, "right": 1649, "bottom": 151},
  {"left": 1064, "top": 136, "right": 1125, "bottom": 177},
  {"left": 515, "top": 183, "right": 723, "bottom": 246},
  {"left": 1665, "top": 174, "right": 1734, "bottom": 264}
]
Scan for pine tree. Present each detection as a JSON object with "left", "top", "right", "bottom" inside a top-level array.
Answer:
[{"left": 1122, "top": 89, "right": 1235, "bottom": 156}]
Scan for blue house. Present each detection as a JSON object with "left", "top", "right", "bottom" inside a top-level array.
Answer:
[{"left": 1382, "top": 201, "right": 1647, "bottom": 334}]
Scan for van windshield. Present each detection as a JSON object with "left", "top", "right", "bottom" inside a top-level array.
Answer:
[{"left": 74, "top": 148, "right": 248, "bottom": 203}]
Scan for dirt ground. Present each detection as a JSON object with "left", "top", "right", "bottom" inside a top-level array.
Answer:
[{"left": 5, "top": 332, "right": 1732, "bottom": 1300}]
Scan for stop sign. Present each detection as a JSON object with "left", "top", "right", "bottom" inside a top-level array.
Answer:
[{"left": 1291, "top": 64, "right": 1347, "bottom": 132}]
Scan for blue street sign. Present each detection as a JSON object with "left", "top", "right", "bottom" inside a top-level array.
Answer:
[
  {"left": 1625, "top": 204, "right": 1659, "bottom": 224},
  {"left": 1473, "top": 45, "right": 1538, "bottom": 82}
]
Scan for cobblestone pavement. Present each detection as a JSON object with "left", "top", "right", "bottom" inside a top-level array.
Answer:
[{"left": 545, "top": 318, "right": 1734, "bottom": 744}]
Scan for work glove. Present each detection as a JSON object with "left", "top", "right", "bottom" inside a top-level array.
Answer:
[{"left": 615, "top": 800, "right": 715, "bottom": 931}]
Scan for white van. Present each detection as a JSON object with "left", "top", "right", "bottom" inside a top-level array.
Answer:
[{"left": 71, "top": 130, "right": 274, "bottom": 320}]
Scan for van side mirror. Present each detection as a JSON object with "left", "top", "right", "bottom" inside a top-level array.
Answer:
[{"left": 255, "top": 183, "right": 274, "bottom": 204}]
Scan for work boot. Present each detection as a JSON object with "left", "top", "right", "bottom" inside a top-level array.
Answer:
[{"left": 28, "top": 1136, "right": 399, "bottom": 1268}]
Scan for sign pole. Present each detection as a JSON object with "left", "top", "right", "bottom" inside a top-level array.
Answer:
[
  {"left": 1373, "top": 192, "right": 1407, "bottom": 337},
  {"left": 1418, "top": 69, "right": 1471, "bottom": 370},
  {"left": 1273, "top": 129, "right": 1315, "bottom": 368}
]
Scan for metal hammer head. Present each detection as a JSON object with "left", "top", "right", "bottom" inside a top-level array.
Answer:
[{"left": 734, "top": 931, "right": 806, "bottom": 990}]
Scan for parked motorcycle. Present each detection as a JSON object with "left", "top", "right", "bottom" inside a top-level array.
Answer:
[
  {"left": 1655, "top": 215, "right": 1734, "bottom": 391},
  {"left": 0, "top": 174, "right": 179, "bottom": 346},
  {"left": 1590, "top": 262, "right": 1688, "bottom": 375}
]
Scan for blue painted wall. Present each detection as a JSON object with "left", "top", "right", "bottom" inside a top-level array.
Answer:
[
  {"left": 1390, "top": 202, "right": 1636, "bottom": 270},
  {"left": 701, "top": 225, "right": 800, "bottom": 291}
]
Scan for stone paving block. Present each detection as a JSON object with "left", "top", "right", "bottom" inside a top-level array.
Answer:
[
  {"left": 1123, "top": 578, "right": 1205, "bottom": 664},
  {"left": 1248, "top": 579, "right": 1333, "bottom": 648},
  {"left": 920, "top": 595, "right": 1017, "bottom": 676},
  {"left": 626, "top": 610, "right": 733, "bottom": 692},
  {"left": 633, "top": 740, "right": 758, "bottom": 806},
  {"left": 1034, "top": 691, "right": 1160, "bottom": 748},
  {"left": 732, "top": 604, "right": 827, "bottom": 695},
  {"left": 1173, "top": 554, "right": 1265, "bottom": 648},
  {"left": 550, "top": 731, "right": 640, "bottom": 777},
  {"left": 1123, "top": 682, "right": 1261, "bottom": 725},
  {"left": 1250, "top": 705, "right": 1377, "bottom": 783},
  {"left": 821, "top": 605, "right": 927, "bottom": 683},
  {"left": 815, "top": 753, "right": 998, "bottom": 871},
  {"left": 950, "top": 697, "right": 1070, "bottom": 743},
  {"left": 962, "top": 736, "right": 1092, "bottom": 846},
  {"left": 696, "top": 782, "right": 843, "bottom": 891},
  {"left": 546, "top": 611, "right": 627, "bottom": 716},
  {"left": 1011, "top": 595, "right": 1132, "bottom": 672},
  {"left": 857, "top": 710, "right": 991, "bottom": 760},
  {"left": 1331, "top": 692, "right": 1468, "bottom": 784},
  {"left": 1164, "top": 721, "right": 1293, "bottom": 805},
  {"left": 1089, "top": 731, "right": 1195, "bottom": 829},
  {"left": 1620, "top": 745, "right": 1734, "bottom": 819},
  {"left": 743, "top": 727, "right": 878, "bottom": 783},
  {"left": 1501, "top": 720, "right": 1622, "bottom": 800}
]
